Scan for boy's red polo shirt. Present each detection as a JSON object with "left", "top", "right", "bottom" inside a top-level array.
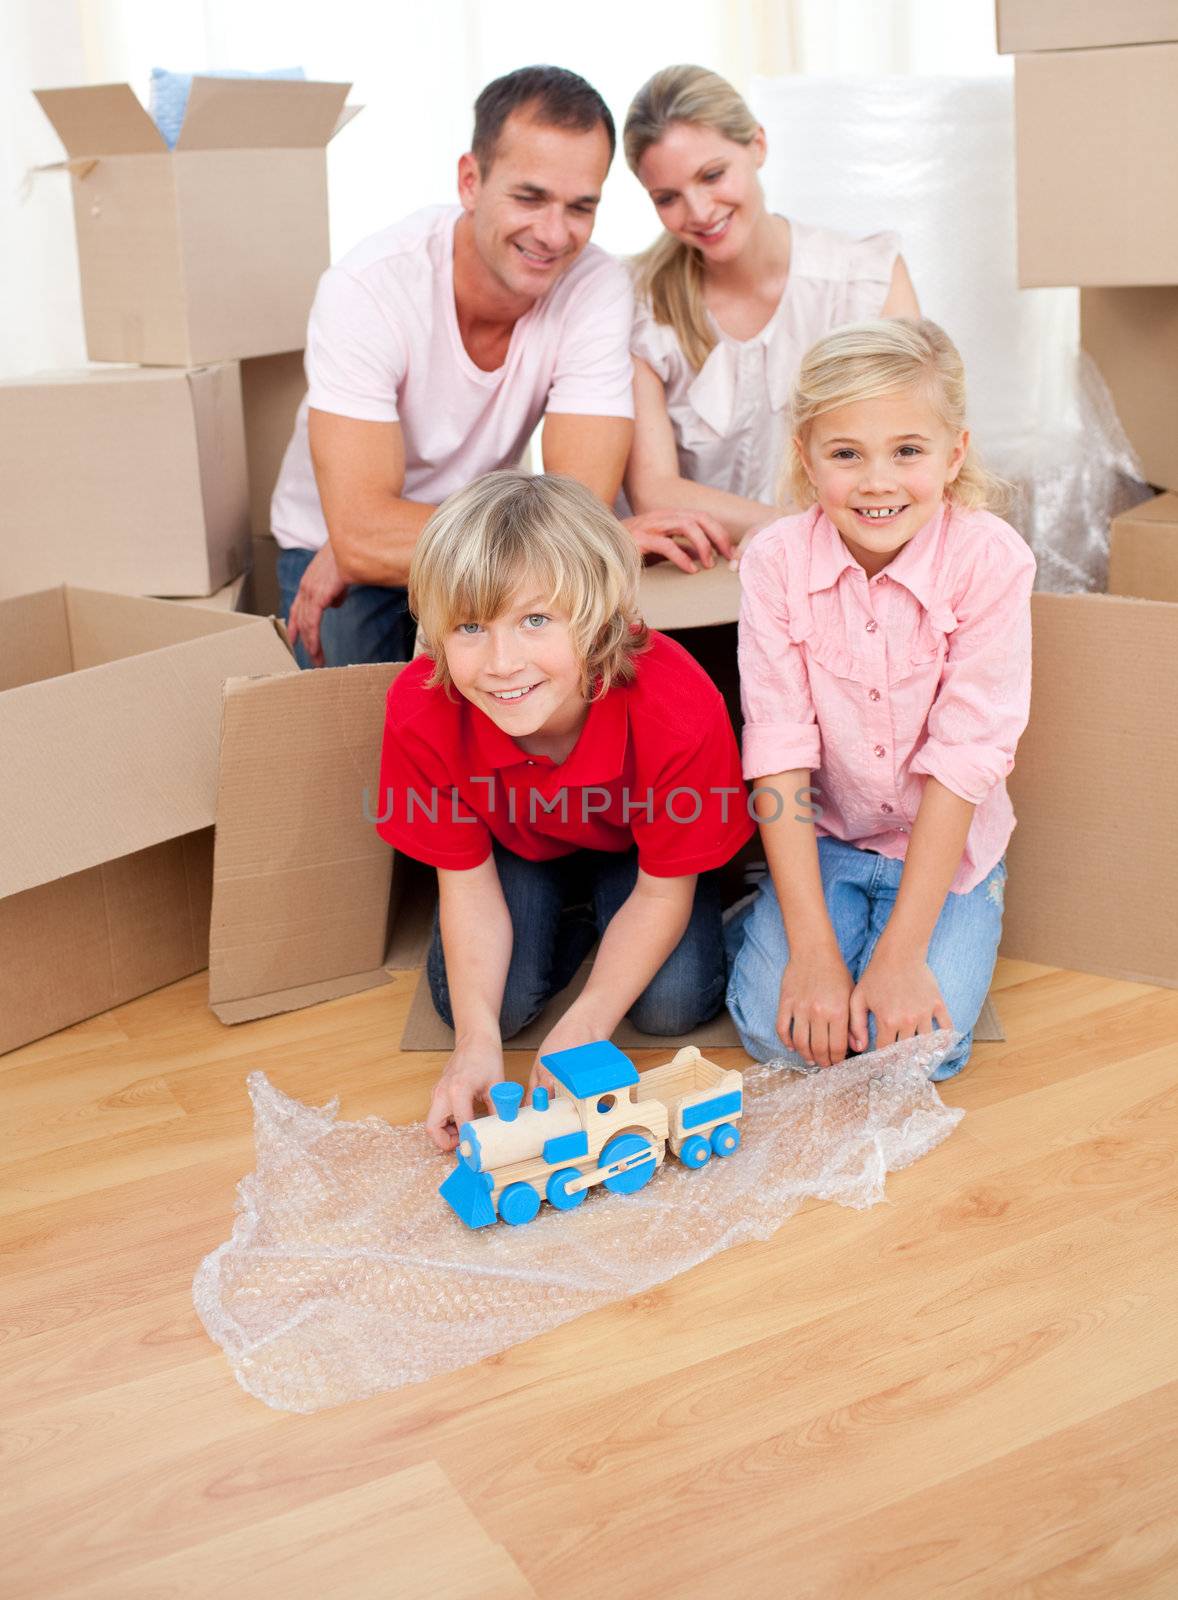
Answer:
[{"left": 376, "top": 631, "right": 754, "bottom": 877}]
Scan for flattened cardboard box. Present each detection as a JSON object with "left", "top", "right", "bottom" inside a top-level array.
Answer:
[
  {"left": 1001, "top": 592, "right": 1178, "bottom": 987},
  {"left": 0, "top": 364, "right": 249, "bottom": 599},
  {"left": 996, "top": 0, "right": 1178, "bottom": 52},
  {"left": 1082, "top": 289, "right": 1178, "bottom": 492},
  {"left": 1015, "top": 44, "right": 1178, "bottom": 286},
  {"left": 34, "top": 79, "right": 356, "bottom": 366},
  {"left": 0, "top": 588, "right": 295, "bottom": 1056}
]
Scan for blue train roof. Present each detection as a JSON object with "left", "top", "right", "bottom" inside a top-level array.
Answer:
[{"left": 540, "top": 1040, "right": 639, "bottom": 1098}]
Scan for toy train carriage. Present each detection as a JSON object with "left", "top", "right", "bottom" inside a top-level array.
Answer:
[{"left": 440, "top": 1040, "right": 744, "bottom": 1229}]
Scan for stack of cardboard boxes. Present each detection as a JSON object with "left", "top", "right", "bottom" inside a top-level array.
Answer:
[
  {"left": 0, "top": 78, "right": 352, "bottom": 1052},
  {"left": 997, "top": 0, "right": 1178, "bottom": 988}
]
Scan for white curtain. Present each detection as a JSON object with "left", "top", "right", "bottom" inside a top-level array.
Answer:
[{"left": 3, "top": 0, "right": 1011, "bottom": 377}]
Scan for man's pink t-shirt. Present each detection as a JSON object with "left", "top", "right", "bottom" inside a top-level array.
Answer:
[
  {"left": 271, "top": 206, "right": 635, "bottom": 552},
  {"left": 737, "top": 504, "right": 1036, "bottom": 894}
]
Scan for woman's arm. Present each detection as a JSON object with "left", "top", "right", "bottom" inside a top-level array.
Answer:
[
  {"left": 426, "top": 856, "right": 514, "bottom": 1151},
  {"left": 624, "top": 359, "right": 782, "bottom": 539},
  {"left": 848, "top": 778, "right": 970, "bottom": 1050},
  {"left": 881, "top": 254, "right": 920, "bottom": 318},
  {"left": 753, "top": 769, "right": 856, "bottom": 1068}
]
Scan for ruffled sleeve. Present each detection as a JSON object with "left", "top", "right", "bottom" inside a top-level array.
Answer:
[{"left": 787, "top": 222, "right": 902, "bottom": 326}]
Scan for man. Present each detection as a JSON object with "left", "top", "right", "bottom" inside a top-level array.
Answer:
[{"left": 272, "top": 64, "right": 733, "bottom": 667}]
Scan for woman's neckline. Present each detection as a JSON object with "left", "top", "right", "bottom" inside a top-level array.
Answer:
[{"left": 704, "top": 214, "right": 794, "bottom": 348}]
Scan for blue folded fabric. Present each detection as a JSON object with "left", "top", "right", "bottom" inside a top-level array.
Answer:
[{"left": 149, "top": 67, "right": 306, "bottom": 149}]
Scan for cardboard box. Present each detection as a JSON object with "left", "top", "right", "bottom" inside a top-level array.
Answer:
[
  {"left": 1081, "top": 288, "right": 1178, "bottom": 489},
  {"left": 997, "top": 0, "right": 1178, "bottom": 52},
  {"left": 0, "top": 588, "right": 296, "bottom": 1055},
  {"left": 34, "top": 79, "right": 354, "bottom": 366},
  {"left": 0, "top": 363, "right": 249, "bottom": 600},
  {"left": 1108, "top": 493, "right": 1178, "bottom": 600},
  {"left": 1015, "top": 44, "right": 1178, "bottom": 286},
  {"left": 1001, "top": 592, "right": 1178, "bottom": 987},
  {"left": 165, "top": 573, "right": 251, "bottom": 612},
  {"left": 249, "top": 535, "right": 283, "bottom": 619},
  {"left": 242, "top": 351, "right": 306, "bottom": 540}
]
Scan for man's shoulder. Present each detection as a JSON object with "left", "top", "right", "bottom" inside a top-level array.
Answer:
[
  {"left": 332, "top": 206, "right": 457, "bottom": 285},
  {"left": 545, "top": 242, "right": 631, "bottom": 314}
]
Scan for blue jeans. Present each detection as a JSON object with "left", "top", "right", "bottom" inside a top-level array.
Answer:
[
  {"left": 428, "top": 842, "right": 727, "bottom": 1040},
  {"left": 276, "top": 545, "right": 416, "bottom": 668},
  {"left": 726, "top": 836, "right": 1007, "bottom": 1081}
]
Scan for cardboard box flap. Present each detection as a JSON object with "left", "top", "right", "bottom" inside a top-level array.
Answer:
[
  {"left": 175, "top": 77, "right": 351, "bottom": 151},
  {"left": 34, "top": 84, "right": 166, "bottom": 156},
  {"left": 0, "top": 589, "right": 72, "bottom": 691},
  {"left": 0, "top": 619, "right": 295, "bottom": 900},
  {"left": 639, "top": 559, "right": 743, "bottom": 631},
  {"left": 208, "top": 662, "right": 404, "bottom": 1013}
]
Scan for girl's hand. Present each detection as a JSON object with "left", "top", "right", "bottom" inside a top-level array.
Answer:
[
  {"left": 777, "top": 948, "right": 856, "bottom": 1068},
  {"left": 850, "top": 946, "right": 953, "bottom": 1052},
  {"left": 426, "top": 1033, "right": 505, "bottom": 1153}
]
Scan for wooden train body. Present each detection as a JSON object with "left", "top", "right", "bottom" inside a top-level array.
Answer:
[{"left": 440, "top": 1040, "right": 744, "bottom": 1229}]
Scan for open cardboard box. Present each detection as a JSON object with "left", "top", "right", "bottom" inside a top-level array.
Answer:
[
  {"left": 0, "top": 587, "right": 295, "bottom": 1055},
  {"left": 1108, "top": 494, "right": 1178, "bottom": 602},
  {"left": 1082, "top": 289, "right": 1178, "bottom": 493},
  {"left": 34, "top": 79, "right": 357, "bottom": 366},
  {"left": 0, "top": 363, "right": 249, "bottom": 600}
]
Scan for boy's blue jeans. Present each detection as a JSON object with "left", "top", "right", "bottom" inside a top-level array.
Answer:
[
  {"left": 428, "top": 842, "right": 727, "bottom": 1041},
  {"left": 277, "top": 545, "right": 416, "bottom": 668},
  {"left": 726, "top": 835, "right": 1007, "bottom": 1082}
]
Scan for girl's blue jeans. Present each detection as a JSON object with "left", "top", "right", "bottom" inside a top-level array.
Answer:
[
  {"left": 725, "top": 836, "right": 1007, "bottom": 1082},
  {"left": 428, "top": 842, "right": 727, "bottom": 1041}
]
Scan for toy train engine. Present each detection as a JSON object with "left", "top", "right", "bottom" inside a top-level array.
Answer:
[{"left": 440, "top": 1040, "right": 744, "bottom": 1229}]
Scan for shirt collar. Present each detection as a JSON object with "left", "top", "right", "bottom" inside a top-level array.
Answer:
[
  {"left": 465, "top": 676, "right": 630, "bottom": 782},
  {"left": 808, "top": 502, "right": 949, "bottom": 613}
]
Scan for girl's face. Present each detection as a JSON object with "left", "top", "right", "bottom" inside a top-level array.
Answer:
[
  {"left": 443, "top": 584, "right": 587, "bottom": 746},
  {"left": 636, "top": 120, "right": 767, "bottom": 263},
  {"left": 797, "top": 387, "right": 968, "bottom": 576}
]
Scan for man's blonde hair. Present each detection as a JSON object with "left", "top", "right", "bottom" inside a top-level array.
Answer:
[
  {"left": 784, "top": 317, "right": 1009, "bottom": 514},
  {"left": 624, "top": 65, "right": 761, "bottom": 372},
  {"left": 410, "top": 471, "right": 649, "bottom": 699}
]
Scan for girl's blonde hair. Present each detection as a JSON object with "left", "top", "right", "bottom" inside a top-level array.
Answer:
[
  {"left": 410, "top": 470, "right": 649, "bottom": 700},
  {"left": 784, "top": 317, "right": 1010, "bottom": 514},
  {"left": 624, "top": 65, "right": 760, "bottom": 372}
]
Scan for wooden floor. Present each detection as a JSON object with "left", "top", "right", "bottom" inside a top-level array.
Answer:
[{"left": 3, "top": 956, "right": 1177, "bottom": 1599}]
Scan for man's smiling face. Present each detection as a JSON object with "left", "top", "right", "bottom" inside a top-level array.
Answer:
[{"left": 460, "top": 106, "right": 611, "bottom": 302}]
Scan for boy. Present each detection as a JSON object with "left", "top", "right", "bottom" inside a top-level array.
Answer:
[{"left": 375, "top": 471, "right": 753, "bottom": 1149}]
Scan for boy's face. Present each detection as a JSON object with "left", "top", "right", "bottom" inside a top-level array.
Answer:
[
  {"left": 797, "top": 387, "right": 967, "bottom": 577},
  {"left": 443, "top": 587, "right": 587, "bottom": 747}
]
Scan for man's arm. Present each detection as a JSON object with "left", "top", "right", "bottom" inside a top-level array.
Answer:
[{"left": 308, "top": 409, "right": 436, "bottom": 586}]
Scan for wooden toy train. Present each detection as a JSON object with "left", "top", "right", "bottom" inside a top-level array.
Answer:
[{"left": 440, "top": 1039, "right": 744, "bottom": 1228}]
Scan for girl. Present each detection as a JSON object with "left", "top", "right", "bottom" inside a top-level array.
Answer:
[
  {"left": 727, "top": 318, "right": 1035, "bottom": 1082},
  {"left": 621, "top": 64, "right": 920, "bottom": 546},
  {"left": 375, "top": 471, "right": 754, "bottom": 1150}
]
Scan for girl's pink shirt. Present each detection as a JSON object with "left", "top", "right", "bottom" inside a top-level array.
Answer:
[{"left": 737, "top": 502, "right": 1036, "bottom": 894}]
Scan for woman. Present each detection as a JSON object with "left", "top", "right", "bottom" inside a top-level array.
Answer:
[{"left": 622, "top": 65, "right": 920, "bottom": 542}]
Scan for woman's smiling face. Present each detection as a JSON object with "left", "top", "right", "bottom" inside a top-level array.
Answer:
[{"left": 636, "top": 119, "right": 767, "bottom": 263}]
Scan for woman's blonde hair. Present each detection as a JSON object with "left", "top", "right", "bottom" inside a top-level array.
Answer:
[
  {"left": 410, "top": 471, "right": 649, "bottom": 700},
  {"left": 784, "top": 317, "right": 1010, "bottom": 514},
  {"left": 624, "top": 65, "right": 761, "bottom": 372}
]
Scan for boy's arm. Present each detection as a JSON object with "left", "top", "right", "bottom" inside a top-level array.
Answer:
[
  {"left": 426, "top": 856, "right": 513, "bottom": 1152},
  {"left": 530, "top": 868, "right": 695, "bottom": 1082},
  {"left": 754, "top": 770, "right": 856, "bottom": 1068},
  {"left": 849, "top": 777, "right": 971, "bottom": 1048}
]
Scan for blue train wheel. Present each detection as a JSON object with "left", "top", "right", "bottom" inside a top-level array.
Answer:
[
  {"left": 679, "top": 1134, "right": 711, "bottom": 1169},
  {"left": 497, "top": 1181, "right": 541, "bottom": 1225},
  {"left": 710, "top": 1122, "right": 741, "bottom": 1158},
  {"left": 546, "top": 1167, "right": 587, "bottom": 1210},
  {"left": 599, "top": 1133, "right": 657, "bottom": 1194}
]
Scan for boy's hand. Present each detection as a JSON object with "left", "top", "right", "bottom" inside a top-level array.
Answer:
[
  {"left": 850, "top": 945, "right": 952, "bottom": 1052},
  {"left": 777, "top": 948, "right": 855, "bottom": 1069},
  {"left": 529, "top": 1002, "right": 610, "bottom": 1102},
  {"left": 426, "top": 1033, "right": 505, "bottom": 1153}
]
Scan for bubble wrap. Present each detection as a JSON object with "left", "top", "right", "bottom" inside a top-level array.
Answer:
[
  {"left": 752, "top": 74, "right": 1152, "bottom": 594},
  {"left": 193, "top": 1034, "right": 964, "bottom": 1413}
]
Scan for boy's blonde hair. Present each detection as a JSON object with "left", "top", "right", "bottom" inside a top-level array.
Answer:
[
  {"left": 784, "top": 317, "right": 1010, "bottom": 514},
  {"left": 410, "top": 471, "right": 649, "bottom": 699},
  {"left": 624, "top": 65, "right": 761, "bottom": 373}
]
